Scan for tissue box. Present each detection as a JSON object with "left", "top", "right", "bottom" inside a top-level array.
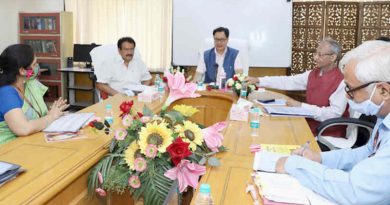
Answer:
[
  {"left": 138, "top": 91, "right": 160, "bottom": 103},
  {"left": 229, "top": 104, "right": 249, "bottom": 121}
]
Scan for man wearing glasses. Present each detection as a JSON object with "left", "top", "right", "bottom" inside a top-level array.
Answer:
[
  {"left": 95, "top": 37, "right": 152, "bottom": 97},
  {"left": 274, "top": 40, "right": 390, "bottom": 205},
  {"left": 193, "top": 27, "right": 243, "bottom": 83},
  {"left": 246, "top": 38, "right": 348, "bottom": 138}
]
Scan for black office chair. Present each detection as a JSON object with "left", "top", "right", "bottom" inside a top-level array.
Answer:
[{"left": 316, "top": 114, "right": 376, "bottom": 151}]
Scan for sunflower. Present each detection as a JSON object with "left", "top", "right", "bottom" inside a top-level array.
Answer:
[
  {"left": 138, "top": 121, "right": 173, "bottom": 154},
  {"left": 124, "top": 141, "right": 141, "bottom": 170},
  {"left": 175, "top": 120, "right": 203, "bottom": 151},
  {"left": 173, "top": 104, "right": 199, "bottom": 117}
]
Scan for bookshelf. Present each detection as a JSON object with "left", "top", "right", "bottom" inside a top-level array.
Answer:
[{"left": 19, "top": 12, "right": 73, "bottom": 102}]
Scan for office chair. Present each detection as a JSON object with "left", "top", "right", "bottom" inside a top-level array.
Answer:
[{"left": 316, "top": 114, "right": 376, "bottom": 151}]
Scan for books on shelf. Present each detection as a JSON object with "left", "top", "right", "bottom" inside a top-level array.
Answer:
[{"left": 0, "top": 161, "right": 25, "bottom": 187}]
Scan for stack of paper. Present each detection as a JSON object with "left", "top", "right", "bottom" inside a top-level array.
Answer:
[
  {"left": 0, "top": 161, "right": 25, "bottom": 186},
  {"left": 264, "top": 106, "right": 314, "bottom": 118},
  {"left": 43, "top": 113, "right": 94, "bottom": 142}
]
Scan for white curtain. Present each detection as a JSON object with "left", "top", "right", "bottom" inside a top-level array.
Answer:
[{"left": 65, "top": 0, "right": 172, "bottom": 71}]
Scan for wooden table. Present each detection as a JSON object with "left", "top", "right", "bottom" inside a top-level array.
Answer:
[{"left": 0, "top": 90, "right": 319, "bottom": 205}]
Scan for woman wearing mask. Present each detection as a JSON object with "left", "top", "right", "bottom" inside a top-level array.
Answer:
[{"left": 0, "top": 44, "right": 68, "bottom": 144}]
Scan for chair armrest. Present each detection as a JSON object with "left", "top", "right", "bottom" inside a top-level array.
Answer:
[{"left": 316, "top": 117, "right": 375, "bottom": 150}]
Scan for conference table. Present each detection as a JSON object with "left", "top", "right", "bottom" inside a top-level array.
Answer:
[{"left": 0, "top": 90, "right": 319, "bottom": 205}]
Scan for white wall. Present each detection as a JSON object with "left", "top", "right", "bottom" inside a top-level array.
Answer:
[{"left": 0, "top": 0, "right": 64, "bottom": 52}]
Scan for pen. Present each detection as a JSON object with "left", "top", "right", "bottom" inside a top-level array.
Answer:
[{"left": 301, "top": 140, "right": 310, "bottom": 154}]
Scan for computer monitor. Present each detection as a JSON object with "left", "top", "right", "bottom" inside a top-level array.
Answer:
[{"left": 73, "top": 44, "right": 100, "bottom": 67}]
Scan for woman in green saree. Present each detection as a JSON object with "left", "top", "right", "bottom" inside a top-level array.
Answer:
[{"left": 0, "top": 44, "right": 68, "bottom": 144}]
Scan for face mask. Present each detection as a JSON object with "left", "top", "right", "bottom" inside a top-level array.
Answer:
[
  {"left": 26, "top": 64, "right": 40, "bottom": 80},
  {"left": 348, "top": 85, "right": 384, "bottom": 116}
]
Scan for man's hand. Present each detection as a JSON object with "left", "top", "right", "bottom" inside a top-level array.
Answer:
[
  {"left": 245, "top": 76, "right": 259, "bottom": 85},
  {"left": 286, "top": 98, "right": 302, "bottom": 107},
  {"left": 275, "top": 157, "right": 288, "bottom": 173},
  {"left": 292, "top": 147, "right": 322, "bottom": 163}
]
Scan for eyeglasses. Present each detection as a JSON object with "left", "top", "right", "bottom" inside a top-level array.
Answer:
[
  {"left": 313, "top": 52, "right": 334, "bottom": 57},
  {"left": 345, "top": 81, "right": 380, "bottom": 99},
  {"left": 214, "top": 38, "right": 227, "bottom": 43}
]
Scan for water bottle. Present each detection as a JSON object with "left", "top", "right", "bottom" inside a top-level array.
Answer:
[
  {"left": 154, "top": 74, "right": 161, "bottom": 89},
  {"left": 195, "top": 184, "right": 214, "bottom": 205},
  {"left": 250, "top": 108, "right": 260, "bottom": 137},
  {"left": 104, "top": 104, "right": 114, "bottom": 125},
  {"left": 240, "top": 82, "right": 248, "bottom": 98},
  {"left": 158, "top": 83, "right": 165, "bottom": 101}
]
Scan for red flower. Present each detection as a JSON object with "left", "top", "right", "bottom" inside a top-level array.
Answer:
[
  {"left": 163, "top": 76, "right": 168, "bottom": 83},
  {"left": 233, "top": 76, "right": 238, "bottom": 81},
  {"left": 119, "top": 100, "right": 134, "bottom": 117},
  {"left": 166, "top": 137, "right": 192, "bottom": 166},
  {"left": 206, "top": 85, "right": 212, "bottom": 91},
  {"left": 137, "top": 112, "right": 143, "bottom": 118}
]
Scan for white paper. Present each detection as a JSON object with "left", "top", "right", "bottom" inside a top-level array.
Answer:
[
  {"left": 44, "top": 113, "right": 94, "bottom": 133},
  {"left": 264, "top": 106, "right": 314, "bottom": 118},
  {"left": 0, "top": 162, "right": 14, "bottom": 175},
  {"left": 253, "top": 151, "right": 288, "bottom": 172},
  {"left": 237, "top": 98, "right": 253, "bottom": 109}
]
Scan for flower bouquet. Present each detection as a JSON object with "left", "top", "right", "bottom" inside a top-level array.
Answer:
[
  {"left": 226, "top": 73, "right": 257, "bottom": 97},
  {"left": 88, "top": 72, "right": 227, "bottom": 205}
]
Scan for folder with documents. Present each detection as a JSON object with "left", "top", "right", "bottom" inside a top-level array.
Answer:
[
  {"left": 0, "top": 161, "right": 25, "bottom": 187},
  {"left": 264, "top": 106, "right": 314, "bottom": 118},
  {"left": 43, "top": 113, "right": 94, "bottom": 133}
]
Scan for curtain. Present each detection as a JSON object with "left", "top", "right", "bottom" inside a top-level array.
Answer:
[{"left": 65, "top": 0, "right": 172, "bottom": 71}]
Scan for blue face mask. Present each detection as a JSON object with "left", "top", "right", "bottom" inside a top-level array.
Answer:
[{"left": 348, "top": 86, "right": 384, "bottom": 116}]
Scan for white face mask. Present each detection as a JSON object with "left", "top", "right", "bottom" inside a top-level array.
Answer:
[{"left": 348, "top": 85, "right": 384, "bottom": 116}]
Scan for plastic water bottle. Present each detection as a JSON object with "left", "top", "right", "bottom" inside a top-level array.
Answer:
[
  {"left": 250, "top": 108, "right": 260, "bottom": 137},
  {"left": 158, "top": 83, "right": 165, "bottom": 101},
  {"left": 154, "top": 74, "right": 161, "bottom": 89},
  {"left": 240, "top": 82, "right": 248, "bottom": 98},
  {"left": 195, "top": 184, "right": 214, "bottom": 205},
  {"left": 104, "top": 104, "right": 114, "bottom": 125}
]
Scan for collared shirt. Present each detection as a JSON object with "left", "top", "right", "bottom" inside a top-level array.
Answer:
[
  {"left": 284, "top": 114, "right": 390, "bottom": 205},
  {"left": 95, "top": 54, "right": 152, "bottom": 93},
  {"left": 258, "top": 70, "right": 347, "bottom": 122},
  {"left": 196, "top": 47, "right": 243, "bottom": 77}
]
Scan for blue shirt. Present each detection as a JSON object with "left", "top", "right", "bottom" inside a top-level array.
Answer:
[
  {"left": 0, "top": 85, "right": 23, "bottom": 122},
  {"left": 285, "top": 114, "right": 390, "bottom": 205}
]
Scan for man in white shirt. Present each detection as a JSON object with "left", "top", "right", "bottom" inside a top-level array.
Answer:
[
  {"left": 193, "top": 27, "right": 243, "bottom": 83},
  {"left": 95, "top": 37, "right": 152, "bottom": 96},
  {"left": 246, "top": 38, "right": 348, "bottom": 137}
]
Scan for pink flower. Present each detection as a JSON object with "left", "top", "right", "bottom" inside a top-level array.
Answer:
[
  {"left": 128, "top": 175, "right": 141, "bottom": 189},
  {"left": 202, "top": 121, "right": 227, "bottom": 152},
  {"left": 163, "top": 71, "right": 200, "bottom": 107},
  {"left": 164, "top": 160, "right": 206, "bottom": 193},
  {"left": 122, "top": 114, "right": 133, "bottom": 127},
  {"left": 145, "top": 144, "right": 158, "bottom": 158},
  {"left": 115, "top": 129, "right": 128, "bottom": 140},
  {"left": 97, "top": 171, "right": 103, "bottom": 184},
  {"left": 140, "top": 116, "right": 151, "bottom": 124},
  {"left": 134, "top": 157, "right": 147, "bottom": 172},
  {"left": 95, "top": 188, "right": 107, "bottom": 197}
]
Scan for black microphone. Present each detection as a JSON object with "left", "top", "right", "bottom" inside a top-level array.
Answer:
[{"left": 214, "top": 63, "right": 218, "bottom": 82}]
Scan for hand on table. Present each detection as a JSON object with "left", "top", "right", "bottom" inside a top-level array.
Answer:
[{"left": 286, "top": 98, "right": 302, "bottom": 107}]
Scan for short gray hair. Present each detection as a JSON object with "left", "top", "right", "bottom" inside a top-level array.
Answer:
[
  {"left": 339, "top": 40, "right": 390, "bottom": 71},
  {"left": 321, "top": 37, "right": 341, "bottom": 61},
  {"left": 355, "top": 45, "right": 390, "bottom": 85}
]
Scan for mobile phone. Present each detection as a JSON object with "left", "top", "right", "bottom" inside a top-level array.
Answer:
[{"left": 257, "top": 99, "right": 275, "bottom": 103}]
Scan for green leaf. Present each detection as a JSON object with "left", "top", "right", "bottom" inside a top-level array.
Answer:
[
  {"left": 109, "top": 139, "right": 117, "bottom": 153},
  {"left": 164, "top": 110, "right": 185, "bottom": 125},
  {"left": 207, "top": 157, "right": 221, "bottom": 167},
  {"left": 143, "top": 105, "right": 154, "bottom": 116},
  {"left": 199, "top": 157, "right": 207, "bottom": 165}
]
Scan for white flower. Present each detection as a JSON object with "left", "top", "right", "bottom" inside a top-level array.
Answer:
[
  {"left": 248, "top": 84, "right": 255, "bottom": 91},
  {"left": 235, "top": 83, "right": 242, "bottom": 90},
  {"left": 227, "top": 79, "right": 234, "bottom": 86},
  {"left": 238, "top": 74, "right": 246, "bottom": 82}
]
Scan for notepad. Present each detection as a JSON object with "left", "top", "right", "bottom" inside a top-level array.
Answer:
[
  {"left": 43, "top": 113, "right": 94, "bottom": 133},
  {"left": 264, "top": 106, "right": 314, "bottom": 118},
  {"left": 253, "top": 172, "right": 335, "bottom": 205}
]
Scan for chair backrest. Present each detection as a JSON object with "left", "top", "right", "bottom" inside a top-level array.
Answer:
[{"left": 198, "top": 38, "right": 249, "bottom": 75}]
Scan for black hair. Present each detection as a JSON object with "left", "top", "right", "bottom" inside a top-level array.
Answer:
[
  {"left": 0, "top": 44, "right": 35, "bottom": 87},
  {"left": 213, "top": 27, "right": 230, "bottom": 38},
  {"left": 376, "top": 36, "right": 390, "bottom": 42},
  {"left": 117, "top": 37, "right": 136, "bottom": 49}
]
